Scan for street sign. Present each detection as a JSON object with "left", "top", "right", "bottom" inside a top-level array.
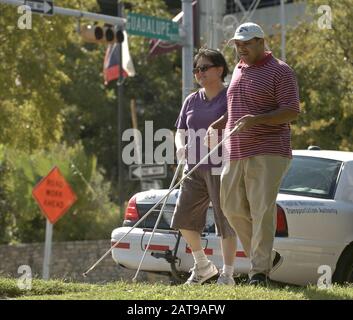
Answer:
[
  {"left": 32, "top": 166, "right": 77, "bottom": 224},
  {"left": 25, "top": 0, "right": 54, "bottom": 15},
  {"left": 126, "top": 13, "right": 180, "bottom": 42},
  {"left": 141, "top": 180, "right": 163, "bottom": 191},
  {"left": 129, "top": 163, "right": 167, "bottom": 180}
]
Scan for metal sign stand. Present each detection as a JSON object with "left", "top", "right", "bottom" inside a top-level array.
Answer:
[{"left": 42, "top": 219, "right": 53, "bottom": 280}]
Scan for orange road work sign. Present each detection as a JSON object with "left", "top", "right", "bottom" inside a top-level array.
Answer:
[{"left": 32, "top": 166, "right": 77, "bottom": 224}]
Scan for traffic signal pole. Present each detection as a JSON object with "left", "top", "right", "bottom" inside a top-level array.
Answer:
[{"left": 1, "top": 0, "right": 126, "bottom": 26}]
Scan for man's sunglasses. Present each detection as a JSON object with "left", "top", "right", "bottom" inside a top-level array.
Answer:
[{"left": 192, "top": 64, "right": 217, "bottom": 74}]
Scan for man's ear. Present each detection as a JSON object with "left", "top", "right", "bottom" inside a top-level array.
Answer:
[
  {"left": 259, "top": 38, "right": 265, "bottom": 49},
  {"left": 256, "top": 38, "right": 263, "bottom": 44}
]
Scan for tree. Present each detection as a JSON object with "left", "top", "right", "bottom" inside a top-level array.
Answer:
[
  {"left": 60, "top": 0, "right": 183, "bottom": 200},
  {"left": 0, "top": 0, "right": 120, "bottom": 243},
  {"left": 222, "top": 0, "right": 353, "bottom": 150},
  {"left": 0, "top": 0, "right": 95, "bottom": 152},
  {"left": 0, "top": 0, "right": 183, "bottom": 243},
  {"left": 286, "top": 0, "right": 353, "bottom": 150}
]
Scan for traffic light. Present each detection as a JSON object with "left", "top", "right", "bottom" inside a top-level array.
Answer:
[{"left": 80, "top": 24, "right": 124, "bottom": 44}]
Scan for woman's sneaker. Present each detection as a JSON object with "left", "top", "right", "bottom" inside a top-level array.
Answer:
[
  {"left": 216, "top": 273, "right": 235, "bottom": 285},
  {"left": 185, "top": 261, "right": 219, "bottom": 285}
]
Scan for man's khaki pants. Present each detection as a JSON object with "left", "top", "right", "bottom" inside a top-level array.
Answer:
[{"left": 220, "top": 155, "right": 290, "bottom": 278}]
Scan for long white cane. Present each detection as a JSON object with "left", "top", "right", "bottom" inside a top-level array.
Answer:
[
  {"left": 82, "top": 124, "right": 241, "bottom": 277},
  {"left": 132, "top": 158, "right": 185, "bottom": 282}
]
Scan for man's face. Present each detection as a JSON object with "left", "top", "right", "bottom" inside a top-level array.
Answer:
[{"left": 234, "top": 38, "right": 264, "bottom": 65}]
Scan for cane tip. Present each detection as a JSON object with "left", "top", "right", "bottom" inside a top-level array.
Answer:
[{"left": 82, "top": 272, "right": 87, "bottom": 278}]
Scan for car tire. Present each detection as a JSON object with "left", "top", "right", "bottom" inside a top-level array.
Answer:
[{"left": 333, "top": 244, "right": 353, "bottom": 284}]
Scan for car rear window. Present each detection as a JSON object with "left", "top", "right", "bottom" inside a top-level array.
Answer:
[{"left": 280, "top": 156, "right": 342, "bottom": 199}]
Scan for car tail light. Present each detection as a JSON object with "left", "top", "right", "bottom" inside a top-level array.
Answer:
[
  {"left": 276, "top": 204, "right": 288, "bottom": 237},
  {"left": 124, "top": 196, "right": 139, "bottom": 221}
]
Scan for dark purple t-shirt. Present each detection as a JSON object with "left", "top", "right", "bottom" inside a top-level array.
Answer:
[{"left": 175, "top": 88, "right": 227, "bottom": 170}]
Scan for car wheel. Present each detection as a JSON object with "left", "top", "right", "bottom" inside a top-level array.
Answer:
[{"left": 333, "top": 245, "right": 353, "bottom": 284}]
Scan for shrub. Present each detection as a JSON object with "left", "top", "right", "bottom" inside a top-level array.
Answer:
[{"left": 0, "top": 143, "right": 122, "bottom": 244}]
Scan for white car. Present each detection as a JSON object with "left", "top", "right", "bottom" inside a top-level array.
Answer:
[{"left": 111, "top": 150, "right": 353, "bottom": 286}]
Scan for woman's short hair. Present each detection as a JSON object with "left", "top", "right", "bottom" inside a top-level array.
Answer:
[{"left": 193, "top": 48, "right": 229, "bottom": 82}]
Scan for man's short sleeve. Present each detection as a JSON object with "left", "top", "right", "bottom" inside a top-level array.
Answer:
[
  {"left": 175, "top": 94, "right": 193, "bottom": 129},
  {"left": 275, "top": 66, "right": 300, "bottom": 113}
]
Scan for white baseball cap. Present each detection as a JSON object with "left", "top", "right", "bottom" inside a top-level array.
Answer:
[{"left": 228, "top": 22, "right": 265, "bottom": 44}]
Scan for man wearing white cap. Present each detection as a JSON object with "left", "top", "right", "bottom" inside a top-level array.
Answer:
[{"left": 206, "top": 22, "right": 300, "bottom": 286}]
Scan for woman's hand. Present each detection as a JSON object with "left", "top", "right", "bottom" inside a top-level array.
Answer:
[
  {"left": 176, "top": 146, "right": 187, "bottom": 162},
  {"left": 204, "top": 112, "right": 227, "bottom": 148}
]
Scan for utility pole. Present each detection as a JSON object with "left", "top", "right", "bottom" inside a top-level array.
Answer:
[
  {"left": 117, "top": 0, "right": 124, "bottom": 211},
  {"left": 181, "top": 0, "right": 194, "bottom": 101}
]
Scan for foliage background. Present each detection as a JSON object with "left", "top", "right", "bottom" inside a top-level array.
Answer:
[{"left": 0, "top": 0, "right": 181, "bottom": 244}]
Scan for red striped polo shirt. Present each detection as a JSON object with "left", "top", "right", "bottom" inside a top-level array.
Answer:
[{"left": 225, "top": 51, "right": 300, "bottom": 160}]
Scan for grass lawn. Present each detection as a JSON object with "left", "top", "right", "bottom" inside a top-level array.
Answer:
[{"left": 1, "top": 277, "right": 353, "bottom": 300}]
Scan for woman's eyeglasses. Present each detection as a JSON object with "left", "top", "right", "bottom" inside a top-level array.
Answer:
[{"left": 192, "top": 65, "right": 217, "bottom": 74}]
